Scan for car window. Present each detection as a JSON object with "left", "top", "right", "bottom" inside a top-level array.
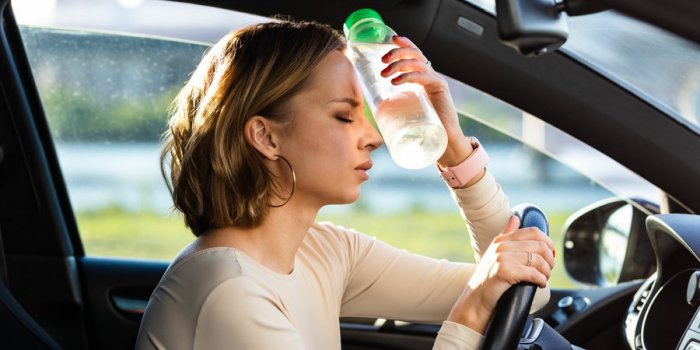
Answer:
[
  {"left": 17, "top": 26, "right": 205, "bottom": 258},
  {"left": 13, "top": 0, "right": 659, "bottom": 289},
  {"left": 460, "top": 0, "right": 700, "bottom": 133}
]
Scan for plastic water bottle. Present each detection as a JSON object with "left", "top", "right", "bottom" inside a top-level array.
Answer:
[{"left": 344, "top": 9, "right": 448, "bottom": 169}]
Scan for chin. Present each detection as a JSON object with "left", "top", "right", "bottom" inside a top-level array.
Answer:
[{"left": 331, "top": 189, "right": 361, "bottom": 205}]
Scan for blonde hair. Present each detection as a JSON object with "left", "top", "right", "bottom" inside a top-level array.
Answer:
[{"left": 162, "top": 20, "right": 346, "bottom": 236}]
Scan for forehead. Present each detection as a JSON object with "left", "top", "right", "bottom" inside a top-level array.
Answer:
[{"left": 297, "top": 50, "right": 360, "bottom": 102}]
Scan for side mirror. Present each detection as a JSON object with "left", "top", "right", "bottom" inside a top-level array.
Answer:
[
  {"left": 563, "top": 197, "right": 658, "bottom": 286},
  {"left": 495, "top": 0, "right": 608, "bottom": 57}
]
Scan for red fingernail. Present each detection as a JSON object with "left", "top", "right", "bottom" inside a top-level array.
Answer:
[
  {"left": 381, "top": 66, "right": 390, "bottom": 76},
  {"left": 553, "top": 249, "right": 556, "bottom": 258},
  {"left": 381, "top": 52, "right": 391, "bottom": 61},
  {"left": 391, "top": 76, "right": 401, "bottom": 84},
  {"left": 392, "top": 35, "right": 400, "bottom": 39}
]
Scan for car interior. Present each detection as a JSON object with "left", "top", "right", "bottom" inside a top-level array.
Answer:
[{"left": 0, "top": 0, "right": 699, "bottom": 349}]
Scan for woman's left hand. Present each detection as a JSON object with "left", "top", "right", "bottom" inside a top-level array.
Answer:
[
  {"left": 380, "top": 36, "right": 473, "bottom": 169},
  {"left": 447, "top": 215, "right": 555, "bottom": 334}
]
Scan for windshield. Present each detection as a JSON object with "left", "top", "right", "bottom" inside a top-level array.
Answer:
[{"left": 464, "top": 0, "right": 700, "bottom": 133}]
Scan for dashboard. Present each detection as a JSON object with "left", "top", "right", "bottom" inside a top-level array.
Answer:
[{"left": 623, "top": 214, "right": 700, "bottom": 350}]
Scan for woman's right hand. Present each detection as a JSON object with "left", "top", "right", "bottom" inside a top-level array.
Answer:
[{"left": 447, "top": 215, "right": 555, "bottom": 334}]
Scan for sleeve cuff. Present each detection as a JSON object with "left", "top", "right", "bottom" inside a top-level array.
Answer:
[
  {"left": 452, "top": 171, "right": 498, "bottom": 205},
  {"left": 450, "top": 171, "right": 508, "bottom": 220},
  {"left": 433, "top": 321, "right": 484, "bottom": 350}
]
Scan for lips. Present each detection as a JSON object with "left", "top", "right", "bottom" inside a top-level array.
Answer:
[
  {"left": 355, "top": 160, "right": 373, "bottom": 171},
  {"left": 355, "top": 160, "right": 373, "bottom": 181}
]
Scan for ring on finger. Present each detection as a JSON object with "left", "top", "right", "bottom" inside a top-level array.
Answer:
[
  {"left": 527, "top": 251, "right": 533, "bottom": 267},
  {"left": 425, "top": 60, "right": 432, "bottom": 68}
]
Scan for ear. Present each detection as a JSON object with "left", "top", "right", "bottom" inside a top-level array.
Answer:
[{"left": 244, "top": 116, "right": 279, "bottom": 160}]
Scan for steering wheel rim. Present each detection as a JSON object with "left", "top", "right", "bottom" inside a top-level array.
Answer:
[{"left": 482, "top": 204, "right": 550, "bottom": 350}]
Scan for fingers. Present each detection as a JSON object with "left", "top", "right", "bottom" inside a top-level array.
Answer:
[
  {"left": 381, "top": 36, "right": 424, "bottom": 66},
  {"left": 493, "top": 252, "right": 551, "bottom": 288},
  {"left": 380, "top": 58, "right": 428, "bottom": 79},
  {"left": 486, "top": 215, "right": 554, "bottom": 289},
  {"left": 495, "top": 226, "right": 555, "bottom": 253},
  {"left": 389, "top": 36, "right": 431, "bottom": 69},
  {"left": 379, "top": 36, "right": 444, "bottom": 90},
  {"left": 381, "top": 46, "right": 427, "bottom": 66},
  {"left": 514, "top": 264, "right": 549, "bottom": 289},
  {"left": 502, "top": 215, "right": 520, "bottom": 234},
  {"left": 525, "top": 251, "right": 552, "bottom": 282},
  {"left": 493, "top": 240, "right": 555, "bottom": 270}
]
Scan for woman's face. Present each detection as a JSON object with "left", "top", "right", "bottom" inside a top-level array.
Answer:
[{"left": 278, "top": 50, "right": 382, "bottom": 208}]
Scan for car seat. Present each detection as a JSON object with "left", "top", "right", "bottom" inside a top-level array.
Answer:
[{"left": 0, "top": 226, "right": 62, "bottom": 349}]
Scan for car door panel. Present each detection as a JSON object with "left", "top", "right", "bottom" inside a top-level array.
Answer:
[{"left": 79, "top": 257, "right": 168, "bottom": 349}]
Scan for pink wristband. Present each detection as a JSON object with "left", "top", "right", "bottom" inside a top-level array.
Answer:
[{"left": 437, "top": 137, "right": 489, "bottom": 188}]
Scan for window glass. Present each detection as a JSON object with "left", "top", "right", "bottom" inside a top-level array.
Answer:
[
  {"left": 14, "top": 0, "right": 268, "bottom": 259},
  {"left": 14, "top": 0, "right": 660, "bottom": 289},
  {"left": 19, "top": 26, "right": 205, "bottom": 258},
  {"left": 459, "top": 0, "right": 700, "bottom": 132},
  {"left": 565, "top": 13, "right": 700, "bottom": 133}
]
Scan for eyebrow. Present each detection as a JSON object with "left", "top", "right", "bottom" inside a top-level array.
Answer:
[{"left": 328, "top": 97, "right": 360, "bottom": 108}]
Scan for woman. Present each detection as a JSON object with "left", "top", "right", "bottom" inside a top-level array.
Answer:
[{"left": 135, "top": 19, "right": 554, "bottom": 349}]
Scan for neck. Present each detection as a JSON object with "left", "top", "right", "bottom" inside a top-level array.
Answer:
[{"left": 198, "top": 198, "right": 319, "bottom": 274}]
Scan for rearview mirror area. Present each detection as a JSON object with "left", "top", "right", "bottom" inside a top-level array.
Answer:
[
  {"left": 563, "top": 197, "right": 658, "bottom": 286},
  {"left": 494, "top": 0, "right": 610, "bottom": 57},
  {"left": 495, "top": 0, "right": 569, "bottom": 56}
]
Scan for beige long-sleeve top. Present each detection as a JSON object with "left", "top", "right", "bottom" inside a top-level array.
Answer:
[{"left": 135, "top": 172, "right": 549, "bottom": 349}]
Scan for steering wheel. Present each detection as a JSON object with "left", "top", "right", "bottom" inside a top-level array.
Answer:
[{"left": 482, "top": 204, "right": 550, "bottom": 350}]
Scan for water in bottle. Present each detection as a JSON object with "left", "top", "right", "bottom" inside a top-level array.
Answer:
[{"left": 344, "top": 9, "right": 448, "bottom": 169}]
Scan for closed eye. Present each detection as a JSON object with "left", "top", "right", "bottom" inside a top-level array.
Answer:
[{"left": 336, "top": 115, "right": 353, "bottom": 123}]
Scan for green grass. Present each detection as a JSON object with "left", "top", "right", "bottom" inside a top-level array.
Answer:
[
  {"left": 77, "top": 208, "right": 193, "bottom": 260},
  {"left": 77, "top": 208, "right": 574, "bottom": 288}
]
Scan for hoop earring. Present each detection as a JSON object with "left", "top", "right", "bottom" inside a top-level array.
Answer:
[{"left": 269, "top": 155, "right": 296, "bottom": 208}]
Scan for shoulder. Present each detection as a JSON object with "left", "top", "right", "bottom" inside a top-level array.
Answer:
[
  {"left": 158, "top": 248, "right": 283, "bottom": 302},
  {"left": 152, "top": 247, "right": 277, "bottom": 314},
  {"left": 167, "top": 247, "right": 244, "bottom": 281},
  {"left": 199, "top": 274, "right": 274, "bottom": 313},
  {"left": 145, "top": 248, "right": 248, "bottom": 313},
  {"left": 137, "top": 248, "right": 259, "bottom": 349}
]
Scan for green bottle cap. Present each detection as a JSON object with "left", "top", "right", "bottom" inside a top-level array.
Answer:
[
  {"left": 343, "top": 8, "right": 387, "bottom": 41},
  {"left": 344, "top": 8, "right": 384, "bottom": 31}
]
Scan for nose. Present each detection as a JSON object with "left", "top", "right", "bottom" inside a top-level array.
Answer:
[{"left": 361, "top": 114, "right": 383, "bottom": 151}]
